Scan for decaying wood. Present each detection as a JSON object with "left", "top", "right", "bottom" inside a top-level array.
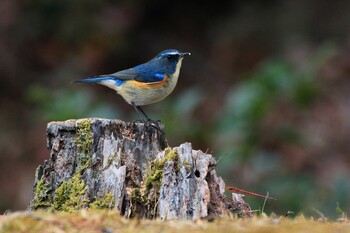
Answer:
[{"left": 30, "top": 118, "right": 252, "bottom": 219}]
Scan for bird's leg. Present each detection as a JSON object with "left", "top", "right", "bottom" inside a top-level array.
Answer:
[
  {"left": 131, "top": 103, "right": 161, "bottom": 130},
  {"left": 132, "top": 102, "right": 151, "bottom": 123},
  {"left": 137, "top": 106, "right": 151, "bottom": 122}
]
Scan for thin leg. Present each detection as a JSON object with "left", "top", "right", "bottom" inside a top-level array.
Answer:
[
  {"left": 131, "top": 102, "right": 151, "bottom": 122},
  {"left": 137, "top": 106, "right": 151, "bottom": 121},
  {"left": 131, "top": 102, "right": 162, "bottom": 132}
]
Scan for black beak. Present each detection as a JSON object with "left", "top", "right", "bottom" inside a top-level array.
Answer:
[{"left": 180, "top": 52, "right": 191, "bottom": 57}]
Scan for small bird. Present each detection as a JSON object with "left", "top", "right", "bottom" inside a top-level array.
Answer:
[{"left": 74, "top": 49, "right": 191, "bottom": 122}]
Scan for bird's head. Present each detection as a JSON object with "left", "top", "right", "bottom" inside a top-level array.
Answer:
[{"left": 151, "top": 49, "right": 191, "bottom": 75}]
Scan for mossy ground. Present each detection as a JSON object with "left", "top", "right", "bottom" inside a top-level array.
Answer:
[{"left": 1, "top": 210, "right": 349, "bottom": 233}]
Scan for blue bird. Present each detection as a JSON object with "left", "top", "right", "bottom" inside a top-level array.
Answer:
[{"left": 74, "top": 49, "right": 191, "bottom": 122}]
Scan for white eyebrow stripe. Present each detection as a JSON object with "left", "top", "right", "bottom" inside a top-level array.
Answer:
[{"left": 163, "top": 52, "right": 179, "bottom": 55}]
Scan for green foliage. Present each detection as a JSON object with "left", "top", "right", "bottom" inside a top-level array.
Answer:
[
  {"left": 336, "top": 202, "right": 344, "bottom": 217},
  {"left": 156, "top": 87, "right": 206, "bottom": 145},
  {"left": 26, "top": 84, "right": 119, "bottom": 121},
  {"left": 216, "top": 59, "right": 313, "bottom": 159},
  {"left": 216, "top": 44, "right": 336, "bottom": 159},
  {"left": 216, "top": 45, "right": 338, "bottom": 216}
]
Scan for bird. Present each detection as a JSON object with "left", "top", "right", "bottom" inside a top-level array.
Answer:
[{"left": 74, "top": 49, "right": 191, "bottom": 122}]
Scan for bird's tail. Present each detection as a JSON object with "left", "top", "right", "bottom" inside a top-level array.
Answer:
[
  {"left": 73, "top": 76, "right": 114, "bottom": 84},
  {"left": 73, "top": 76, "right": 124, "bottom": 87}
]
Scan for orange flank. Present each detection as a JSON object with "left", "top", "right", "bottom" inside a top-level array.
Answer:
[
  {"left": 226, "top": 186, "right": 276, "bottom": 200},
  {"left": 130, "top": 76, "right": 169, "bottom": 89}
]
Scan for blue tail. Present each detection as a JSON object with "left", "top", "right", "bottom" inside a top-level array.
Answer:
[
  {"left": 74, "top": 77, "right": 111, "bottom": 83},
  {"left": 73, "top": 76, "right": 124, "bottom": 86}
]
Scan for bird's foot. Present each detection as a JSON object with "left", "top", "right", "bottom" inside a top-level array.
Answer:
[
  {"left": 132, "top": 119, "right": 161, "bottom": 130},
  {"left": 147, "top": 120, "right": 162, "bottom": 131},
  {"left": 132, "top": 119, "right": 145, "bottom": 124}
]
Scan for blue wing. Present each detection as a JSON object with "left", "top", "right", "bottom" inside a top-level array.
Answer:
[
  {"left": 74, "top": 63, "right": 165, "bottom": 84},
  {"left": 112, "top": 63, "right": 165, "bottom": 83}
]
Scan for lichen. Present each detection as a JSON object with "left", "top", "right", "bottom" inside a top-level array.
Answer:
[
  {"left": 31, "top": 178, "right": 52, "bottom": 210},
  {"left": 52, "top": 172, "right": 89, "bottom": 212},
  {"left": 89, "top": 193, "right": 115, "bottom": 209},
  {"left": 74, "top": 119, "right": 93, "bottom": 165}
]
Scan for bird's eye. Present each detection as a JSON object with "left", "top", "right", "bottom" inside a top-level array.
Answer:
[{"left": 167, "top": 55, "right": 172, "bottom": 60}]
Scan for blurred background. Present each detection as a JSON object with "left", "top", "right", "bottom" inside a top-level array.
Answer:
[{"left": 1, "top": 0, "right": 350, "bottom": 218}]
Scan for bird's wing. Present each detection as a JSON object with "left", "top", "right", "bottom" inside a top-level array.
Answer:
[
  {"left": 111, "top": 66, "right": 165, "bottom": 83},
  {"left": 109, "top": 69, "right": 138, "bottom": 80}
]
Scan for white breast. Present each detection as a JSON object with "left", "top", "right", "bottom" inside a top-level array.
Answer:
[
  {"left": 173, "top": 58, "right": 183, "bottom": 81},
  {"left": 166, "top": 58, "right": 183, "bottom": 92}
]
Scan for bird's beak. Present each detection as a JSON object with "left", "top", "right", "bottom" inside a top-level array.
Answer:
[{"left": 180, "top": 52, "right": 191, "bottom": 57}]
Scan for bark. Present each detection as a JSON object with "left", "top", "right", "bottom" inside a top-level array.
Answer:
[{"left": 30, "top": 118, "right": 252, "bottom": 219}]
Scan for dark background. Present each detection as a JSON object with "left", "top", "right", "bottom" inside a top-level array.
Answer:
[{"left": 1, "top": 0, "right": 350, "bottom": 218}]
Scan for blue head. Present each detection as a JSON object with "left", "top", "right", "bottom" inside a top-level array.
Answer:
[{"left": 145, "top": 49, "right": 191, "bottom": 75}]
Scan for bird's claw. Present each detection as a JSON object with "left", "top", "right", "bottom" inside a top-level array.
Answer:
[
  {"left": 132, "top": 119, "right": 162, "bottom": 131},
  {"left": 145, "top": 119, "right": 161, "bottom": 130}
]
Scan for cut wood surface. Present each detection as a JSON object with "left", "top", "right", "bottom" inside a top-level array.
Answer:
[{"left": 30, "top": 118, "right": 251, "bottom": 219}]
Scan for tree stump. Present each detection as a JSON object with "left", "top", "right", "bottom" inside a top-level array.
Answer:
[{"left": 30, "top": 118, "right": 252, "bottom": 219}]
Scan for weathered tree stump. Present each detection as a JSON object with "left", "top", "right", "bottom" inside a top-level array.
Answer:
[{"left": 30, "top": 118, "right": 251, "bottom": 219}]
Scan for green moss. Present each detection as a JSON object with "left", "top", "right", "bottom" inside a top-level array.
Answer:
[
  {"left": 31, "top": 178, "right": 52, "bottom": 210},
  {"left": 77, "top": 159, "right": 91, "bottom": 173},
  {"left": 32, "top": 120, "right": 111, "bottom": 212},
  {"left": 183, "top": 159, "right": 191, "bottom": 172},
  {"left": 130, "top": 188, "right": 143, "bottom": 204},
  {"left": 52, "top": 172, "right": 89, "bottom": 212},
  {"left": 89, "top": 193, "right": 115, "bottom": 209},
  {"left": 74, "top": 119, "right": 93, "bottom": 165},
  {"left": 53, "top": 119, "right": 93, "bottom": 211},
  {"left": 130, "top": 147, "right": 179, "bottom": 217},
  {"left": 33, "top": 160, "right": 114, "bottom": 212},
  {"left": 105, "top": 152, "right": 117, "bottom": 168},
  {"left": 143, "top": 147, "right": 179, "bottom": 190},
  {"left": 49, "top": 120, "right": 93, "bottom": 212}
]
